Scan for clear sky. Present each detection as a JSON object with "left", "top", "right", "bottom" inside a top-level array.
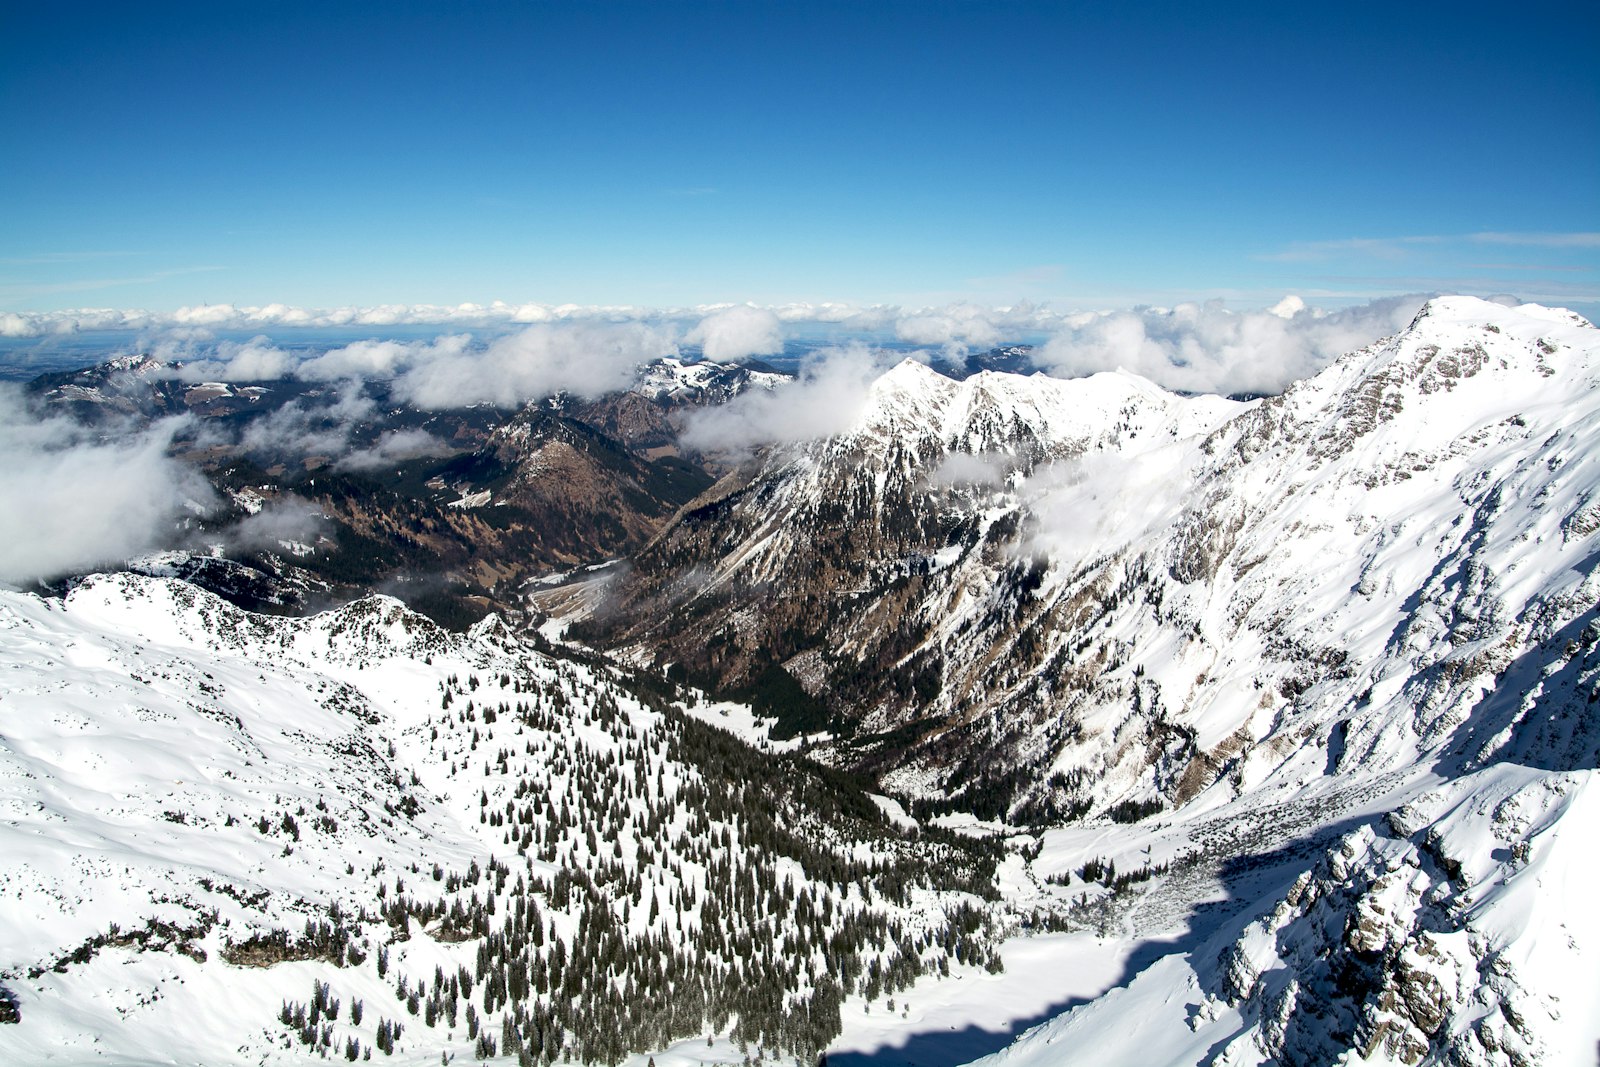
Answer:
[{"left": 3, "top": 0, "right": 1596, "bottom": 317}]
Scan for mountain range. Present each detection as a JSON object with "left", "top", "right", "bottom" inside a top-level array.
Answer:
[{"left": 2, "top": 296, "right": 1597, "bottom": 1065}]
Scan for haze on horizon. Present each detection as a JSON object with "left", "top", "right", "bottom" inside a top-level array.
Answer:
[{"left": 2, "top": 0, "right": 1596, "bottom": 322}]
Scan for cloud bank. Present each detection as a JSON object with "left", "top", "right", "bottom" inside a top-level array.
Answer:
[
  {"left": 0, "top": 298, "right": 1064, "bottom": 343},
  {"left": 679, "top": 343, "right": 893, "bottom": 454},
  {"left": 894, "top": 303, "right": 1006, "bottom": 353},
  {"left": 0, "top": 387, "right": 215, "bottom": 586},
  {"left": 392, "top": 322, "right": 678, "bottom": 408},
  {"left": 1031, "top": 296, "right": 1425, "bottom": 395},
  {"left": 685, "top": 306, "right": 783, "bottom": 362},
  {"left": 3, "top": 295, "right": 1459, "bottom": 407}
]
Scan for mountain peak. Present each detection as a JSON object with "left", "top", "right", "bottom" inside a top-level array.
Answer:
[
  {"left": 859, "top": 358, "right": 959, "bottom": 433},
  {"left": 1409, "top": 294, "right": 1595, "bottom": 333}
]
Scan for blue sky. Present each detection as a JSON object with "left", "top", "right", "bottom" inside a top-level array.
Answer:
[{"left": 3, "top": 0, "right": 1596, "bottom": 317}]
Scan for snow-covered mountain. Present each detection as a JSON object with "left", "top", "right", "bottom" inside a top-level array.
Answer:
[
  {"left": 544, "top": 296, "right": 1600, "bottom": 1063},
  {"left": 573, "top": 298, "right": 1596, "bottom": 813},
  {"left": 630, "top": 357, "right": 790, "bottom": 407}
]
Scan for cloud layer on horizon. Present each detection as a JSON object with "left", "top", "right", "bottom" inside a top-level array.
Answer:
[
  {"left": 1031, "top": 296, "right": 1425, "bottom": 395},
  {"left": 0, "top": 297, "right": 1202, "bottom": 345},
  {"left": 1, "top": 295, "right": 1467, "bottom": 438}
]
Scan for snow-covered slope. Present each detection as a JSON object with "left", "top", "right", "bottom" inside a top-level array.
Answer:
[
  {"left": 578, "top": 298, "right": 1596, "bottom": 807},
  {"left": 556, "top": 297, "right": 1600, "bottom": 1064},
  {"left": 959, "top": 298, "right": 1600, "bottom": 1066},
  {"left": 0, "top": 573, "right": 1004, "bottom": 1064},
  {"left": 630, "top": 357, "right": 789, "bottom": 406}
]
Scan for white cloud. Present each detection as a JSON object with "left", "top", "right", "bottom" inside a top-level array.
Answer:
[
  {"left": 1031, "top": 295, "right": 1424, "bottom": 395},
  {"left": 0, "top": 313, "right": 36, "bottom": 338},
  {"left": 685, "top": 306, "right": 783, "bottom": 362},
  {"left": 927, "top": 451, "right": 1010, "bottom": 488},
  {"left": 295, "top": 334, "right": 474, "bottom": 382},
  {"left": 0, "top": 307, "right": 158, "bottom": 337},
  {"left": 894, "top": 304, "right": 1004, "bottom": 352},
  {"left": 170, "top": 303, "right": 248, "bottom": 327},
  {"left": 1020, "top": 449, "right": 1189, "bottom": 563},
  {"left": 0, "top": 299, "right": 899, "bottom": 340},
  {"left": 239, "top": 380, "right": 377, "bottom": 458},
  {"left": 0, "top": 386, "right": 215, "bottom": 586},
  {"left": 296, "top": 339, "right": 415, "bottom": 382},
  {"left": 679, "top": 342, "right": 889, "bottom": 454},
  {"left": 334, "top": 429, "right": 456, "bottom": 472},
  {"left": 771, "top": 302, "right": 898, "bottom": 329},
  {"left": 169, "top": 336, "right": 297, "bottom": 382},
  {"left": 1267, "top": 295, "right": 1306, "bottom": 319},
  {"left": 223, "top": 495, "right": 327, "bottom": 553},
  {"left": 392, "top": 322, "right": 678, "bottom": 409}
]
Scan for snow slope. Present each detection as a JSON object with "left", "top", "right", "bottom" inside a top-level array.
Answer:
[
  {"left": 918, "top": 298, "right": 1600, "bottom": 1065},
  {"left": 0, "top": 574, "right": 1003, "bottom": 1064}
]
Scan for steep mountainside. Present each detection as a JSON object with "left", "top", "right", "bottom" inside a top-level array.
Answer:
[
  {"left": 542, "top": 296, "right": 1600, "bottom": 1064},
  {"left": 568, "top": 297, "right": 1599, "bottom": 824}
]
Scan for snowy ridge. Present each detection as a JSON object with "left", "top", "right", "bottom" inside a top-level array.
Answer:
[
  {"left": 629, "top": 357, "right": 789, "bottom": 406},
  {"left": 938, "top": 298, "right": 1600, "bottom": 1065},
  {"left": 850, "top": 358, "right": 1238, "bottom": 458}
]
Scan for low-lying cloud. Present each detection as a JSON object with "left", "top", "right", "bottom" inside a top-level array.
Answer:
[
  {"left": 222, "top": 495, "right": 327, "bottom": 553},
  {"left": 239, "top": 380, "right": 377, "bottom": 458},
  {"left": 334, "top": 429, "right": 456, "bottom": 472},
  {"left": 0, "top": 386, "right": 215, "bottom": 586},
  {"left": 1020, "top": 448, "right": 1191, "bottom": 564},
  {"left": 679, "top": 343, "right": 892, "bottom": 454},
  {"left": 392, "top": 322, "right": 678, "bottom": 409},
  {"left": 296, "top": 334, "right": 474, "bottom": 383},
  {"left": 166, "top": 336, "right": 298, "bottom": 382},
  {"left": 1032, "top": 296, "right": 1425, "bottom": 396},
  {"left": 927, "top": 451, "right": 1012, "bottom": 489}
]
